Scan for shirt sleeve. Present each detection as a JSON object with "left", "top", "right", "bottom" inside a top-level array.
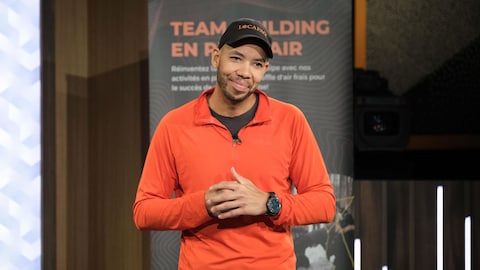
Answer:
[
  {"left": 132, "top": 117, "right": 212, "bottom": 231},
  {"left": 274, "top": 107, "right": 336, "bottom": 226}
]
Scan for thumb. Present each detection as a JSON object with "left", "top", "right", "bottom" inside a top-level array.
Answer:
[{"left": 231, "top": 167, "right": 247, "bottom": 184}]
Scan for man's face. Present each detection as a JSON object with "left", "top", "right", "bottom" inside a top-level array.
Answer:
[{"left": 212, "top": 43, "right": 269, "bottom": 104}]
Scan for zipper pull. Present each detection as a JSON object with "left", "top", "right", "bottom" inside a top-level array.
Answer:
[{"left": 233, "top": 134, "right": 242, "bottom": 145}]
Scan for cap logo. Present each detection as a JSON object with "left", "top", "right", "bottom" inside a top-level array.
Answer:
[{"left": 237, "top": 24, "right": 268, "bottom": 38}]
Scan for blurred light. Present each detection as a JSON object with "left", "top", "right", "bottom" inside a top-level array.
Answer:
[
  {"left": 0, "top": 0, "right": 41, "bottom": 269},
  {"left": 465, "top": 216, "right": 471, "bottom": 270},
  {"left": 437, "top": 186, "right": 443, "bottom": 270},
  {"left": 354, "top": 238, "right": 361, "bottom": 270}
]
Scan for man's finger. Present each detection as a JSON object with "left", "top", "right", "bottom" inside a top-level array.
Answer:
[
  {"left": 209, "top": 181, "right": 237, "bottom": 191},
  {"left": 231, "top": 167, "right": 247, "bottom": 184}
]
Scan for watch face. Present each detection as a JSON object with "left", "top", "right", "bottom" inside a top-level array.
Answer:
[{"left": 267, "top": 193, "right": 281, "bottom": 215}]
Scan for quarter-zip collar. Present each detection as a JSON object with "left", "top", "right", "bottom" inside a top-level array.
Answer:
[{"left": 193, "top": 88, "right": 273, "bottom": 126}]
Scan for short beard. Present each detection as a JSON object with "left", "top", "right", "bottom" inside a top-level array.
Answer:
[{"left": 217, "top": 72, "right": 254, "bottom": 104}]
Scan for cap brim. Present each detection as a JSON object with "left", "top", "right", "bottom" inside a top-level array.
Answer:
[{"left": 228, "top": 35, "right": 273, "bottom": 59}]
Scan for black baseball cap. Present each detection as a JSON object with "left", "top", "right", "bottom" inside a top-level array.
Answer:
[{"left": 218, "top": 18, "right": 273, "bottom": 59}]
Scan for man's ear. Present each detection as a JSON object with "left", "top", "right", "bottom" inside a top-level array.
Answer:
[{"left": 211, "top": 48, "right": 220, "bottom": 68}]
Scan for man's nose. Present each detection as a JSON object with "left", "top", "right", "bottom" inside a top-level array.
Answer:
[{"left": 236, "top": 63, "right": 251, "bottom": 78}]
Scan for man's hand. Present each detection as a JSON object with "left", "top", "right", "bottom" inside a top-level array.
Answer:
[{"left": 205, "top": 167, "right": 269, "bottom": 219}]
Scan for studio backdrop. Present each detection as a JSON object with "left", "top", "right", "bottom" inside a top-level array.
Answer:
[{"left": 148, "top": 1, "right": 353, "bottom": 269}]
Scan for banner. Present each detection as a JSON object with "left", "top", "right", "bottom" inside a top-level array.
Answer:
[{"left": 148, "top": 1, "right": 353, "bottom": 269}]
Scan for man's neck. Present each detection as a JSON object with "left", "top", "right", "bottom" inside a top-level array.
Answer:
[{"left": 208, "top": 89, "right": 257, "bottom": 117}]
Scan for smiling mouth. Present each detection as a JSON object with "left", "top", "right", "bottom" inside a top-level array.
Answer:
[{"left": 231, "top": 80, "right": 250, "bottom": 92}]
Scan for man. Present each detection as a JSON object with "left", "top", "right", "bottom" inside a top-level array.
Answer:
[{"left": 133, "top": 18, "right": 336, "bottom": 269}]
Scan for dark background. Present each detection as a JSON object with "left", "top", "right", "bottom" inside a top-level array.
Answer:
[{"left": 354, "top": 0, "right": 480, "bottom": 180}]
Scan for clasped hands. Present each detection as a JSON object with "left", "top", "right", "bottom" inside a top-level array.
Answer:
[{"left": 205, "top": 167, "right": 269, "bottom": 219}]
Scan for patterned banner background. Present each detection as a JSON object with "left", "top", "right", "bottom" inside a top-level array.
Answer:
[{"left": 0, "top": 0, "right": 42, "bottom": 269}]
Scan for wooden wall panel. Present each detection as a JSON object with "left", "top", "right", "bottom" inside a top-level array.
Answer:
[
  {"left": 53, "top": 0, "right": 89, "bottom": 268},
  {"left": 443, "top": 182, "right": 468, "bottom": 270},
  {"left": 472, "top": 181, "right": 480, "bottom": 270},
  {"left": 88, "top": 0, "right": 149, "bottom": 76},
  {"left": 66, "top": 75, "right": 90, "bottom": 270},
  {"left": 412, "top": 181, "right": 436, "bottom": 270},
  {"left": 44, "top": 0, "right": 149, "bottom": 269},
  {"left": 88, "top": 61, "right": 149, "bottom": 270},
  {"left": 356, "top": 180, "right": 479, "bottom": 270},
  {"left": 355, "top": 180, "right": 387, "bottom": 269},
  {"left": 41, "top": 0, "right": 57, "bottom": 268}
]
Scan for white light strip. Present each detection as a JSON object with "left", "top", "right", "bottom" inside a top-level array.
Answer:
[
  {"left": 354, "top": 238, "right": 361, "bottom": 270},
  {"left": 0, "top": 0, "right": 42, "bottom": 269},
  {"left": 437, "top": 186, "right": 443, "bottom": 270},
  {"left": 465, "top": 216, "right": 471, "bottom": 270},
  {"left": 382, "top": 266, "right": 388, "bottom": 270}
]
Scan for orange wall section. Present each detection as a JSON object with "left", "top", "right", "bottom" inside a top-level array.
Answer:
[{"left": 354, "top": 0, "right": 367, "bottom": 69}]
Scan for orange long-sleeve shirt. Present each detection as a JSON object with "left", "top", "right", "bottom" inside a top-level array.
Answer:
[{"left": 133, "top": 88, "right": 336, "bottom": 269}]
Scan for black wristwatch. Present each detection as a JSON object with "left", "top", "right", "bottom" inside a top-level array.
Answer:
[{"left": 266, "top": 192, "right": 282, "bottom": 216}]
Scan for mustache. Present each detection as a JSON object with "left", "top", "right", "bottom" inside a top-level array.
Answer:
[{"left": 229, "top": 76, "right": 252, "bottom": 88}]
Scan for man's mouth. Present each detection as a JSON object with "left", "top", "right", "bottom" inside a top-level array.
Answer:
[{"left": 231, "top": 80, "right": 250, "bottom": 92}]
